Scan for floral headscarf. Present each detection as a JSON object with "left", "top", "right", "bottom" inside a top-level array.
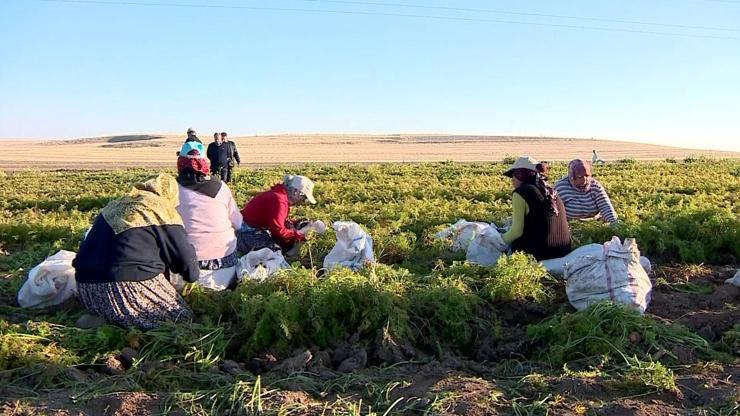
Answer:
[{"left": 101, "top": 173, "right": 183, "bottom": 234}]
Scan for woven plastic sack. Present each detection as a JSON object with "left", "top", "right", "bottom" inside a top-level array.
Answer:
[
  {"left": 436, "top": 220, "right": 489, "bottom": 252},
  {"left": 237, "top": 248, "right": 289, "bottom": 282},
  {"left": 323, "top": 221, "right": 375, "bottom": 271},
  {"left": 465, "top": 225, "right": 508, "bottom": 266},
  {"left": 17, "top": 250, "right": 77, "bottom": 308},
  {"left": 542, "top": 244, "right": 652, "bottom": 278},
  {"left": 565, "top": 236, "right": 652, "bottom": 314}
]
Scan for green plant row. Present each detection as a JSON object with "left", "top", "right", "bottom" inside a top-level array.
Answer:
[{"left": 1, "top": 161, "right": 739, "bottom": 273}]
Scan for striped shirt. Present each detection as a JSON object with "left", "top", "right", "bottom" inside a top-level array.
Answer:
[{"left": 554, "top": 177, "right": 618, "bottom": 224}]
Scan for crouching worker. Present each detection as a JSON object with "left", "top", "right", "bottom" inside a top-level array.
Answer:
[
  {"left": 501, "top": 156, "right": 572, "bottom": 261},
  {"left": 238, "top": 174, "right": 316, "bottom": 254},
  {"left": 176, "top": 142, "right": 243, "bottom": 289},
  {"left": 72, "top": 174, "right": 199, "bottom": 330}
]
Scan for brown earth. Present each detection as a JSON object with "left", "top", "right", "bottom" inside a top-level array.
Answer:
[
  {"left": 1, "top": 134, "right": 738, "bottom": 171},
  {"left": 1, "top": 265, "right": 738, "bottom": 415}
]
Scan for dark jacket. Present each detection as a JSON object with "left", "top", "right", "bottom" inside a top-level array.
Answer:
[
  {"left": 73, "top": 214, "right": 200, "bottom": 284},
  {"left": 207, "top": 141, "right": 240, "bottom": 170},
  {"left": 229, "top": 141, "right": 241, "bottom": 165},
  {"left": 510, "top": 183, "right": 571, "bottom": 260}
]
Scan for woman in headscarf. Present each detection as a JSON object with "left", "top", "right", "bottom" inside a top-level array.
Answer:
[
  {"left": 501, "top": 156, "right": 571, "bottom": 260},
  {"left": 554, "top": 159, "right": 618, "bottom": 225},
  {"left": 175, "top": 141, "right": 243, "bottom": 289},
  {"left": 72, "top": 173, "right": 199, "bottom": 330}
]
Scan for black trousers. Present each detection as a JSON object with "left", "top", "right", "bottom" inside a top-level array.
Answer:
[{"left": 213, "top": 166, "right": 232, "bottom": 183}]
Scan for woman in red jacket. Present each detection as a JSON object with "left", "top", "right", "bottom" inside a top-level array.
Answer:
[{"left": 237, "top": 174, "right": 316, "bottom": 253}]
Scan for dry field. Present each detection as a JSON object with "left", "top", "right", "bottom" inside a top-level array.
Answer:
[{"left": 1, "top": 134, "right": 737, "bottom": 170}]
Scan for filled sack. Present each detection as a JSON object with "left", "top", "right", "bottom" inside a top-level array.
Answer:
[
  {"left": 436, "top": 220, "right": 489, "bottom": 252},
  {"left": 565, "top": 236, "right": 652, "bottom": 314},
  {"left": 237, "top": 248, "right": 290, "bottom": 282},
  {"left": 542, "top": 244, "right": 652, "bottom": 278},
  {"left": 323, "top": 221, "right": 375, "bottom": 271},
  {"left": 17, "top": 250, "right": 78, "bottom": 308},
  {"left": 466, "top": 225, "right": 508, "bottom": 266}
]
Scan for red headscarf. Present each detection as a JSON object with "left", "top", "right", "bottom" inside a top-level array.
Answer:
[
  {"left": 177, "top": 150, "right": 210, "bottom": 176},
  {"left": 568, "top": 159, "right": 593, "bottom": 192}
]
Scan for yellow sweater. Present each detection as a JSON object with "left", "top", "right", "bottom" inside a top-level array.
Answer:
[{"left": 502, "top": 192, "right": 528, "bottom": 245}]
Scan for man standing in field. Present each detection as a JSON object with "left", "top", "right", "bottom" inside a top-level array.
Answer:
[
  {"left": 222, "top": 132, "right": 240, "bottom": 171},
  {"left": 592, "top": 149, "right": 605, "bottom": 165},
  {"left": 207, "top": 132, "right": 240, "bottom": 183}
]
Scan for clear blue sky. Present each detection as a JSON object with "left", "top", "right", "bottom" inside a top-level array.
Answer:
[{"left": 1, "top": 0, "right": 739, "bottom": 151}]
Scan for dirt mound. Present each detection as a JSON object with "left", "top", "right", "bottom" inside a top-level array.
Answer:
[{"left": 649, "top": 266, "right": 740, "bottom": 342}]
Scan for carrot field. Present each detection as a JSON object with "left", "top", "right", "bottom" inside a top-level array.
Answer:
[{"left": 1, "top": 160, "right": 739, "bottom": 415}]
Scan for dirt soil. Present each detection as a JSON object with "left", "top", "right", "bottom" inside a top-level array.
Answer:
[
  {"left": 1, "top": 265, "right": 738, "bottom": 415},
  {"left": 1, "top": 134, "right": 737, "bottom": 170}
]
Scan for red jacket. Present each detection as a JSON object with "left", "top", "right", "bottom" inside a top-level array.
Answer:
[{"left": 241, "top": 184, "right": 304, "bottom": 248}]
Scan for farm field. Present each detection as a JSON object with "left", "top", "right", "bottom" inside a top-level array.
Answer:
[
  {"left": 1, "top": 160, "right": 739, "bottom": 415},
  {"left": 1, "top": 134, "right": 739, "bottom": 171}
]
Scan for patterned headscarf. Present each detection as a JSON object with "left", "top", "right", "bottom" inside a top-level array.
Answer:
[
  {"left": 568, "top": 159, "right": 593, "bottom": 193},
  {"left": 101, "top": 173, "right": 183, "bottom": 234},
  {"left": 177, "top": 150, "right": 210, "bottom": 176},
  {"left": 513, "top": 167, "right": 559, "bottom": 216}
]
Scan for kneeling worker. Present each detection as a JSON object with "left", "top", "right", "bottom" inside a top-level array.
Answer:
[{"left": 238, "top": 174, "right": 317, "bottom": 254}]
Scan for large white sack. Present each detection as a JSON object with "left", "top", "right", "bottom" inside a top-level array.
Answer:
[
  {"left": 436, "top": 220, "right": 489, "bottom": 252},
  {"left": 543, "top": 244, "right": 652, "bottom": 278},
  {"left": 565, "top": 236, "right": 653, "bottom": 314},
  {"left": 237, "top": 248, "right": 289, "bottom": 282},
  {"left": 466, "top": 225, "right": 508, "bottom": 266},
  {"left": 541, "top": 244, "right": 603, "bottom": 277},
  {"left": 323, "top": 221, "right": 375, "bottom": 271},
  {"left": 170, "top": 267, "right": 237, "bottom": 292},
  {"left": 17, "top": 250, "right": 78, "bottom": 308}
]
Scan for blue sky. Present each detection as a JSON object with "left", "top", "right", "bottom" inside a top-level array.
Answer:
[{"left": 1, "top": 0, "right": 739, "bottom": 151}]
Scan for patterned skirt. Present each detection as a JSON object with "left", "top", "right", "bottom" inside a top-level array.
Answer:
[{"left": 77, "top": 274, "right": 193, "bottom": 330}]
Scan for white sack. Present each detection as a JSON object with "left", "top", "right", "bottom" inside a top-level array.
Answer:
[
  {"left": 541, "top": 244, "right": 603, "bottom": 277},
  {"left": 323, "top": 221, "right": 375, "bottom": 271},
  {"left": 170, "top": 267, "right": 237, "bottom": 292},
  {"left": 436, "top": 220, "right": 489, "bottom": 252},
  {"left": 299, "top": 220, "right": 328, "bottom": 235},
  {"left": 17, "top": 250, "right": 78, "bottom": 308},
  {"left": 726, "top": 270, "right": 740, "bottom": 287},
  {"left": 237, "top": 248, "right": 290, "bottom": 282},
  {"left": 565, "top": 236, "right": 652, "bottom": 314},
  {"left": 543, "top": 244, "right": 652, "bottom": 278},
  {"left": 466, "top": 225, "right": 508, "bottom": 266}
]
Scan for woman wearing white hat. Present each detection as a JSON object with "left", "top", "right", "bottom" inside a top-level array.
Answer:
[{"left": 501, "top": 156, "right": 571, "bottom": 260}]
